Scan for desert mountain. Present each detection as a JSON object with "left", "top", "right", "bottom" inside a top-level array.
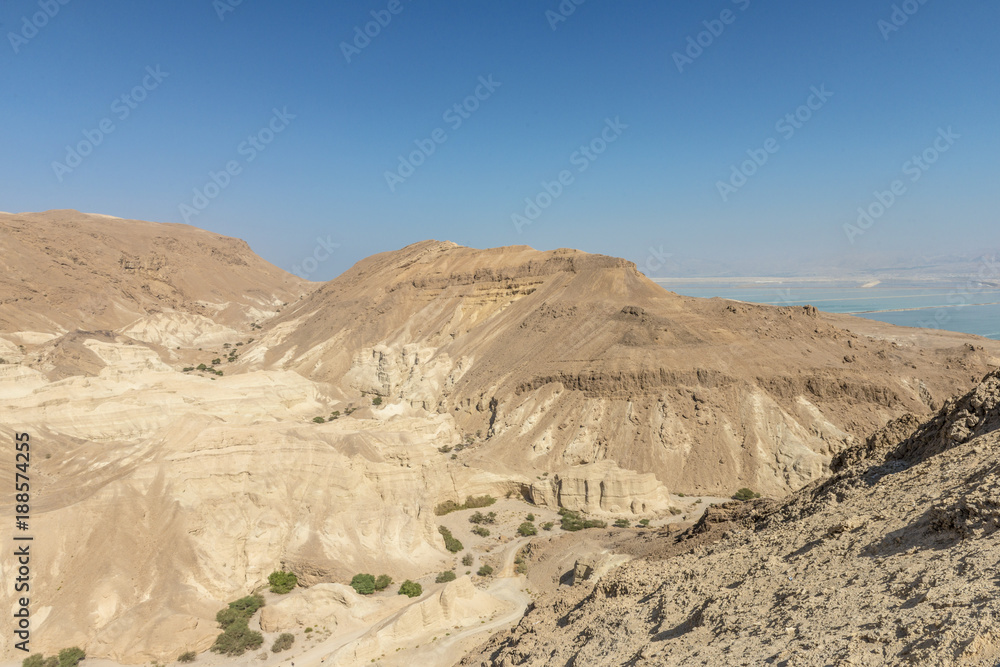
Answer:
[
  {"left": 463, "top": 370, "right": 1000, "bottom": 666},
  {"left": 1, "top": 216, "right": 999, "bottom": 663},
  {"left": 254, "top": 239, "right": 1000, "bottom": 495}
]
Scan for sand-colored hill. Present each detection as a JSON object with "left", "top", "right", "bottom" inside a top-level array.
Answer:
[
  {"left": 0, "top": 210, "right": 311, "bottom": 337},
  {"left": 462, "top": 370, "right": 1000, "bottom": 666}
]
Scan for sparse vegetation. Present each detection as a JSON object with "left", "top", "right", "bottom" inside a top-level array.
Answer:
[
  {"left": 398, "top": 580, "right": 422, "bottom": 597},
  {"left": 211, "top": 595, "right": 265, "bottom": 656},
  {"left": 471, "top": 525, "right": 490, "bottom": 537},
  {"left": 541, "top": 521, "right": 555, "bottom": 531},
  {"left": 375, "top": 574, "right": 392, "bottom": 591},
  {"left": 350, "top": 573, "right": 377, "bottom": 595},
  {"left": 434, "top": 494, "right": 496, "bottom": 516},
  {"left": 438, "top": 526, "right": 464, "bottom": 552},
  {"left": 558, "top": 508, "right": 606, "bottom": 531},
  {"left": 22, "top": 649, "right": 86, "bottom": 667},
  {"left": 438, "top": 444, "right": 453, "bottom": 453},
  {"left": 329, "top": 410, "right": 341, "bottom": 419},
  {"left": 477, "top": 564, "right": 493, "bottom": 577},
  {"left": 517, "top": 522, "right": 537, "bottom": 536},
  {"left": 639, "top": 518, "right": 651, "bottom": 527},
  {"left": 462, "top": 553, "right": 474, "bottom": 566},
  {"left": 271, "top": 633, "right": 294, "bottom": 653},
  {"left": 733, "top": 488, "right": 761, "bottom": 501},
  {"left": 526, "top": 513, "right": 535, "bottom": 522},
  {"left": 268, "top": 570, "right": 297, "bottom": 594},
  {"left": 469, "top": 511, "right": 497, "bottom": 525},
  {"left": 196, "top": 363, "right": 207, "bottom": 371},
  {"left": 211, "top": 358, "right": 221, "bottom": 365},
  {"left": 372, "top": 396, "right": 382, "bottom": 406},
  {"left": 614, "top": 518, "right": 630, "bottom": 528},
  {"left": 669, "top": 506, "right": 682, "bottom": 515},
  {"left": 312, "top": 416, "right": 325, "bottom": 423},
  {"left": 435, "top": 570, "right": 457, "bottom": 583},
  {"left": 177, "top": 652, "right": 196, "bottom": 663}
]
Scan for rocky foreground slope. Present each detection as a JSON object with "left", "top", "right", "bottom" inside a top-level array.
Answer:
[{"left": 463, "top": 371, "right": 1000, "bottom": 666}]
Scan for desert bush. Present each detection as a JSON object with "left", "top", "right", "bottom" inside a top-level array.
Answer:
[
  {"left": 558, "top": 508, "right": 606, "bottom": 531},
  {"left": 541, "top": 521, "right": 554, "bottom": 531},
  {"left": 438, "top": 444, "right": 452, "bottom": 453},
  {"left": 374, "top": 574, "right": 392, "bottom": 591},
  {"left": 438, "top": 526, "right": 464, "bottom": 552},
  {"left": 639, "top": 518, "right": 651, "bottom": 526},
  {"left": 196, "top": 363, "right": 207, "bottom": 371},
  {"left": 23, "top": 656, "right": 45, "bottom": 667},
  {"left": 434, "top": 495, "right": 496, "bottom": 516},
  {"left": 526, "top": 513, "right": 535, "bottom": 522},
  {"left": 211, "top": 622, "right": 263, "bottom": 656},
  {"left": 57, "top": 650, "right": 85, "bottom": 667},
  {"left": 350, "top": 573, "right": 376, "bottom": 595},
  {"left": 462, "top": 553, "right": 474, "bottom": 566},
  {"left": 270, "top": 633, "right": 295, "bottom": 653},
  {"left": 177, "top": 652, "right": 196, "bottom": 663},
  {"left": 477, "top": 564, "right": 493, "bottom": 577},
  {"left": 733, "top": 488, "right": 761, "bottom": 501},
  {"left": 435, "top": 571, "right": 457, "bottom": 583},
  {"left": 517, "top": 522, "right": 537, "bottom": 537},
  {"left": 398, "top": 580, "right": 422, "bottom": 598},
  {"left": 472, "top": 526, "right": 490, "bottom": 537},
  {"left": 312, "top": 416, "right": 325, "bottom": 423},
  {"left": 268, "top": 570, "right": 297, "bottom": 594},
  {"left": 211, "top": 358, "right": 221, "bottom": 365},
  {"left": 372, "top": 396, "right": 382, "bottom": 406},
  {"left": 614, "top": 518, "right": 630, "bottom": 528}
]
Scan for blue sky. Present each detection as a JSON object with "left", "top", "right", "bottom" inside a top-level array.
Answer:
[{"left": 1, "top": 0, "right": 997, "bottom": 280}]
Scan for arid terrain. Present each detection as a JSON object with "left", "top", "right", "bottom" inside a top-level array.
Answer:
[{"left": 1, "top": 210, "right": 999, "bottom": 665}]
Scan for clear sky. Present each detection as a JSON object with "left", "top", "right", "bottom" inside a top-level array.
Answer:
[{"left": 2, "top": 0, "right": 997, "bottom": 280}]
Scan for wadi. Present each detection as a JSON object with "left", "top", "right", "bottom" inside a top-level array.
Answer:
[{"left": 1, "top": 210, "right": 999, "bottom": 666}]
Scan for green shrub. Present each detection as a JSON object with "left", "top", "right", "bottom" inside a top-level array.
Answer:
[
  {"left": 614, "top": 518, "right": 630, "bottom": 528},
  {"left": 22, "top": 655, "right": 45, "bottom": 667},
  {"left": 271, "top": 633, "right": 295, "bottom": 653},
  {"left": 438, "top": 526, "right": 464, "bottom": 552},
  {"left": 268, "top": 570, "right": 298, "bottom": 594},
  {"left": 472, "top": 526, "right": 490, "bottom": 537},
  {"left": 541, "top": 521, "right": 555, "bottom": 531},
  {"left": 312, "top": 416, "right": 325, "bottom": 423},
  {"left": 526, "top": 514, "right": 535, "bottom": 522},
  {"left": 372, "top": 396, "right": 382, "bottom": 406},
  {"left": 374, "top": 574, "right": 392, "bottom": 591},
  {"left": 462, "top": 553, "right": 474, "bottom": 566},
  {"left": 434, "top": 495, "right": 496, "bottom": 516},
  {"left": 329, "top": 410, "right": 341, "bottom": 419},
  {"left": 477, "top": 564, "right": 493, "bottom": 577},
  {"left": 350, "top": 573, "right": 376, "bottom": 595},
  {"left": 57, "top": 650, "right": 85, "bottom": 667},
  {"left": 669, "top": 507, "right": 682, "bottom": 515},
  {"left": 558, "top": 508, "right": 606, "bottom": 532},
  {"left": 733, "top": 488, "right": 761, "bottom": 502},
  {"left": 398, "top": 580, "right": 422, "bottom": 598},
  {"left": 639, "top": 518, "right": 651, "bottom": 527},
  {"left": 517, "top": 522, "right": 537, "bottom": 537},
  {"left": 215, "top": 594, "right": 265, "bottom": 628},
  {"left": 438, "top": 445, "right": 452, "bottom": 453},
  {"left": 211, "top": 358, "right": 221, "bottom": 365},
  {"left": 177, "top": 652, "right": 196, "bottom": 663},
  {"left": 469, "top": 511, "right": 496, "bottom": 524},
  {"left": 211, "top": 621, "right": 263, "bottom": 656},
  {"left": 42, "top": 658, "right": 58, "bottom": 667},
  {"left": 435, "top": 571, "right": 457, "bottom": 583},
  {"left": 196, "top": 363, "right": 207, "bottom": 371}
]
